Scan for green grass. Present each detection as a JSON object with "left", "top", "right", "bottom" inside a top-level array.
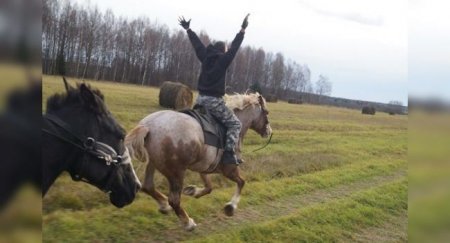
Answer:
[
  {"left": 409, "top": 112, "right": 450, "bottom": 243},
  {"left": 42, "top": 75, "right": 408, "bottom": 242},
  {"left": 193, "top": 179, "right": 407, "bottom": 243}
]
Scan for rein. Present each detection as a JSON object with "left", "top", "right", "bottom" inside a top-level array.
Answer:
[{"left": 252, "top": 132, "right": 273, "bottom": 152}]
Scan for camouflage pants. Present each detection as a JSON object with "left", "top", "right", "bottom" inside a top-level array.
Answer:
[{"left": 196, "top": 95, "right": 241, "bottom": 152}]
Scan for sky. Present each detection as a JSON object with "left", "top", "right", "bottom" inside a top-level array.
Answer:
[
  {"left": 74, "top": 0, "right": 415, "bottom": 104},
  {"left": 409, "top": 0, "right": 450, "bottom": 102}
]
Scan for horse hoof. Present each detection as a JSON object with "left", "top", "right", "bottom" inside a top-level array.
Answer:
[
  {"left": 158, "top": 205, "right": 172, "bottom": 215},
  {"left": 183, "top": 185, "right": 196, "bottom": 196},
  {"left": 224, "top": 203, "right": 235, "bottom": 216},
  {"left": 185, "top": 218, "right": 197, "bottom": 231}
]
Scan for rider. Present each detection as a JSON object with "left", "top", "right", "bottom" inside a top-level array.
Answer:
[{"left": 179, "top": 14, "right": 249, "bottom": 165}]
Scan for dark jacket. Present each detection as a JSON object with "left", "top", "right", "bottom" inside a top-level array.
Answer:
[{"left": 187, "top": 29, "right": 245, "bottom": 97}]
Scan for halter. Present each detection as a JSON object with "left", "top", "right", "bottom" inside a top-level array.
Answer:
[
  {"left": 252, "top": 94, "right": 273, "bottom": 152},
  {"left": 43, "top": 113, "right": 126, "bottom": 193}
]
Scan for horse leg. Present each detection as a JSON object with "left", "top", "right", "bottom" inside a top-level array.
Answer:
[
  {"left": 167, "top": 173, "right": 197, "bottom": 231},
  {"left": 183, "top": 173, "right": 212, "bottom": 198},
  {"left": 141, "top": 162, "right": 171, "bottom": 214},
  {"left": 221, "top": 164, "right": 245, "bottom": 216}
]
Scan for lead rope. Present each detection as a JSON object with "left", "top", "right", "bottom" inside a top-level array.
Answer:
[{"left": 252, "top": 132, "right": 273, "bottom": 152}]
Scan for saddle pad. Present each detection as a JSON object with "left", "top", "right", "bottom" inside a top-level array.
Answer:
[{"left": 180, "top": 105, "right": 226, "bottom": 149}]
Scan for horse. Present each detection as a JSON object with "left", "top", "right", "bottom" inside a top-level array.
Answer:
[
  {"left": 125, "top": 93, "right": 272, "bottom": 230},
  {"left": 42, "top": 78, "right": 141, "bottom": 208},
  {"left": 0, "top": 80, "right": 41, "bottom": 209}
]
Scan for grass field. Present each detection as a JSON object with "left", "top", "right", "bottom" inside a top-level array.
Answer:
[{"left": 42, "top": 75, "right": 408, "bottom": 242}]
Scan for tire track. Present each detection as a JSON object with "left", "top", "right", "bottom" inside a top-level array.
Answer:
[
  {"left": 137, "top": 169, "right": 406, "bottom": 242},
  {"left": 353, "top": 211, "right": 408, "bottom": 243}
]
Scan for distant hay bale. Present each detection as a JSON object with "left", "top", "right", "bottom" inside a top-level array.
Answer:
[
  {"left": 362, "top": 106, "right": 376, "bottom": 115},
  {"left": 288, "top": 98, "right": 302, "bottom": 104},
  {"left": 265, "top": 94, "right": 278, "bottom": 103},
  {"left": 159, "top": 81, "right": 193, "bottom": 110}
]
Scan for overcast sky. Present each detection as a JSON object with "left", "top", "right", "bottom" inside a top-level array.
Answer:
[
  {"left": 73, "top": 0, "right": 446, "bottom": 104},
  {"left": 409, "top": 0, "right": 450, "bottom": 102}
]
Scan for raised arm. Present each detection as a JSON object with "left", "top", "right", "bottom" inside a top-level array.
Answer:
[
  {"left": 220, "top": 14, "right": 250, "bottom": 67},
  {"left": 187, "top": 29, "right": 207, "bottom": 61},
  {"left": 179, "top": 16, "right": 206, "bottom": 61}
]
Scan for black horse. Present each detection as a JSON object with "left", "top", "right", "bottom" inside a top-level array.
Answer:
[
  {"left": 0, "top": 80, "right": 41, "bottom": 209},
  {"left": 43, "top": 78, "right": 141, "bottom": 208}
]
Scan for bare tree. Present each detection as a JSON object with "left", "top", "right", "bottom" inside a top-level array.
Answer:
[
  {"left": 42, "top": 0, "right": 327, "bottom": 101},
  {"left": 315, "top": 74, "right": 332, "bottom": 96},
  {"left": 271, "top": 52, "right": 284, "bottom": 96},
  {"left": 389, "top": 100, "right": 403, "bottom": 106}
]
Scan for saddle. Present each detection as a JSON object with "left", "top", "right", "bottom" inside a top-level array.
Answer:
[{"left": 180, "top": 105, "right": 227, "bottom": 149}]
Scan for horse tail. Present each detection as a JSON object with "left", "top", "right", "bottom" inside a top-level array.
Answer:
[{"left": 125, "top": 125, "right": 150, "bottom": 164}]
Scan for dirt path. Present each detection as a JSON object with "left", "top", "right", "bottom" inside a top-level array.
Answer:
[
  {"left": 353, "top": 211, "right": 408, "bottom": 243},
  {"left": 137, "top": 169, "right": 406, "bottom": 242}
]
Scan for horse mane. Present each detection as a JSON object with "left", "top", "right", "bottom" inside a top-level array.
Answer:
[
  {"left": 224, "top": 92, "right": 265, "bottom": 111},
  {"left": 46, "top": 82, "right": 125, "bottom": 137},
  {"left": 46, "top": 83, "right": 105, "bottom": 112}
]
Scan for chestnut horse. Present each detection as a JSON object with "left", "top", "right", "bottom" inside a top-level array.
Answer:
[{"left": 125, "top": 93, "right": 272, "bottom": 230}]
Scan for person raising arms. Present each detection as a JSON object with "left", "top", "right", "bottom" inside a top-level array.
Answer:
[{"left": 179, "top": 14, "right": 250, "bottom": 165}]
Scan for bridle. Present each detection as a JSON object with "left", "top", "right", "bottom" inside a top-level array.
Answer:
[
  {"left": 43, "top": 113, "right": 127, "bottom": 193},
  {"left": 252, "top": 95, "right": 273, "bottom": 152}
]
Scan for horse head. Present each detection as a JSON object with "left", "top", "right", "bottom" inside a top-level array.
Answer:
[
  {"left": 44, "top": 78, "right": 141, "bottom": 208},
  {"left": 227, "top": 92, "right": 272, "bottom": 138},
  {"left": 251, "top": 94, "right": 272, "bottom": 138}
]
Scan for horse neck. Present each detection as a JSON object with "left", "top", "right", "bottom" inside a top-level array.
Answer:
[
  {"left": 42, "top": 132, "right": 81, "bottom": 195},
  {"left": 235, "top": 106, "right": 256, "bottom": 139},
  {"left": 43, "top": 107, "right": 86, "bottom": 195}
]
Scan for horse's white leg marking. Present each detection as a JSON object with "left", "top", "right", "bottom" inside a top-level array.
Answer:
[
  {"left": 192, "top": 186, "right": 205, "bottom": 197},
  {"left": 157, "top": 197, "right": 171, "bottom": 214},
  {"left": 182, "top": 185, "right": 200, "bottom": 196},
  {"left": 185, "top": 217, "right": 197, "bottom": 231},
  {"left": 222, "top": 166, "right": 245, "bottom": 216},
  {"left": 230, "top": 193, "right": 241, "bottom": 208},
  {"left": 226, "top": 191, "right": 241, "bottom": 211}
]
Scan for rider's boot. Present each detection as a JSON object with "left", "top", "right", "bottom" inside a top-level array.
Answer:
[{"left": 222, "top": 150, "right": 239, "bottom": 165}]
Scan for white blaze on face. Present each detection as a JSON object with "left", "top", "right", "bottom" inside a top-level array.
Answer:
[
  {"left": 122, "top": 148, "right": 142, "bottom": 188},
  {"left": 267, "top": 124, "right": 273, "bottom": 136}
]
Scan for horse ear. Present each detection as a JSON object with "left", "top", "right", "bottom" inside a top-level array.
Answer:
[
  {"left": 258, "top": 94, "right": 264, "bottom": 103},
  {"left": 62, "top": 77, "right": 74, "bottom": 92},
  {"left": 258, "top": 94, "right": 268, "bottom": 114},
  {"left": 79, "top": 83, "right": 99, "bottom": 112}
]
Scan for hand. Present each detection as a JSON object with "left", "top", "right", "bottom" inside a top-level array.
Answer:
[
  {"left": 178, "top": 16, "right": 191, "bottom": 30},
  {"left": 241, "top": 13, "right": 250, "bottom": 29}
]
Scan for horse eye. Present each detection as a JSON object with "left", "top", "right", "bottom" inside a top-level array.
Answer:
[
  {"left": 117, "top": 134, "right": 125, "bottom": 141},
  {"left": 123, "top": 165, "right": 132, "bottom": 172}
]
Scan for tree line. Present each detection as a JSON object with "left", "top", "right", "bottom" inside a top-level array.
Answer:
[{"left": 42, "top": 0, "right": 332, "bottom": 97}]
